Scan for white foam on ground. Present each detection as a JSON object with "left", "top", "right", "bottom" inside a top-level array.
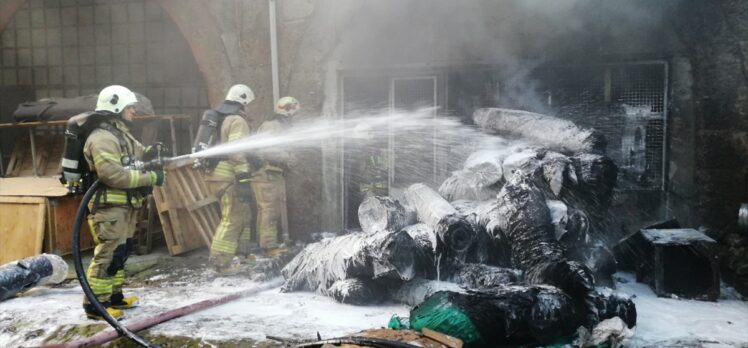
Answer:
[
  {"left": 613, "top": 272, "right": 748, "bottom": 346},
  {"left": 2, "top": 273, "right": 747, "bottom": 346}
]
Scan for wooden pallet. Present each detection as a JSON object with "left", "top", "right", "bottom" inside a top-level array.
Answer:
[{"left": 153, "top": 158, "right": 221, "bottom": 256}]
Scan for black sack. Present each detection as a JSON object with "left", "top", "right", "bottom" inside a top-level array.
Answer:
[{"left": 13, "top": 94, "right": 154, "bottom": 122}]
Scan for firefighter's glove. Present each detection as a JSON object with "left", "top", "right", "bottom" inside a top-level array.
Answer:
[
  {"left": 235, "top": 172, "right": 253, "bottom": 201},
  {"left": 149, "top": 170, "right": 165, "bottom": 186}
]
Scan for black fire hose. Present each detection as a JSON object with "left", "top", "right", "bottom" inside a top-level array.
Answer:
[{"left": 72, "top": 180, "right": 158, "bottom": 348}]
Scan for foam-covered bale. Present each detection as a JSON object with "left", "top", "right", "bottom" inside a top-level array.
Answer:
[
  {"left": 439, "top": 150, "right": 506, "bottom": 201},
  {"left": 450, "top": 263, "right": 522, "bottom": 289},
  {"left": 404, "top": 184, "right": 486, "bottom": 273},
  {"left": 451, "top": 200, "right": 506, "bottom": 266},
  {"left": 479, "top": 173, "right": 596, "bottom": 314},
  {"left": 439, "top": 170, "right": 501, "bottom": 202},
  {"left": 0, "top": 254, "right": 68, "bottom": 301},
  {"left": 322, "top": 278, "right": 388, "bottom": 305},
  {"left": 472, "top": 108, "right": 606, "bottom": 154},
  {"left": 358, "top": 196, "right": 416, "bottom": 233},
  {"left": 568, "top": 154, "right": 618, "bottom": 213},
  {"left": 390, "top": 278, "right": 463, "bottom": 306},
  {"left": 281, "top": 231, "right": 419, "bottom": 293},
  {"left": 402, "top": 286, "right": 635, "bottom": 347},
  {"left": 502, "top": 148, "right": 542, "bottom": 182},
  {"left": 402, "top": 223, "right": 438, "bottom": 279},
  {"left": 542, "top": 151, "right": 578, "bottom": 197}
]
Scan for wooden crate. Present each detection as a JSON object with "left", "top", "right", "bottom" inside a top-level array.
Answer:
[
  {"left": 0, "top": 178, "right": 95, "bottom": 263},
  {"left": 0, "top": 196, "right": 46, "bottom": 264},
  {"left": 44, "top": 195, "right": 95, "bottom": 256},
  {"left": 153, "top": 158, "right": 221, "bottom": 256}
]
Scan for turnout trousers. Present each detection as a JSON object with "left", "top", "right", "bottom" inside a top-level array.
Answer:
[
  {"left": 208, "top": 182, "right": 252, "bottom": 267},
  {"left": 84, "top": 206, "right": 137, "bottom": 304},
  {"left": 250, "top": 170, "right": 284, "bottom": 249}
]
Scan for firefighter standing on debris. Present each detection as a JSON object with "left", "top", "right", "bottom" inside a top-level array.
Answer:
[
  {"left": 251, "top": 96, "right": 299, "bottom": 255},
  {"left": 205, "top": 84, "right": 255, "bottom": 273},
  {"left": 82, "top": 85, "right": 164, "bottom": 320}
]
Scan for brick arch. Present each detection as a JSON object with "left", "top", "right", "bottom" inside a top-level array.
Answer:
[{"left": 0, "top": 0, "right": 228, "bottom": 106}]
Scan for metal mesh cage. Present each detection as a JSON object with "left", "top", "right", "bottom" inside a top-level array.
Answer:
[{"left": 549, "top": 62, "right": 667, "bottom": 190}]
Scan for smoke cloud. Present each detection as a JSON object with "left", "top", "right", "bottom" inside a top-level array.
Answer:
[{"left": 327, "top": 0, "right": 680, "bottom": 114}]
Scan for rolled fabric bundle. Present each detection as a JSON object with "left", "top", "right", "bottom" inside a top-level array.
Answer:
[
  {"left": 281, "top": 230, "right": 419, "bottom": 294},
  {"left": 0, "top": 254, "right": 68, "bottom": 301},
  {"left": 358, "top": 196, "right": 416, "bottom": 233},
  {"left": 472, "top": 108, "right": 606, "bottom": 154},
  {"left": 404, "top": 184, "right": 484, "bottom": 275}
]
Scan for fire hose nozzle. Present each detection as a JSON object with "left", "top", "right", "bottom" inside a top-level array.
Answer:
[{"left": 126, "top": 157, "right": 173, "bottom": 172}]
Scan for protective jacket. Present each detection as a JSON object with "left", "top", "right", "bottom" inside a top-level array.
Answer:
[
  {"left": 254, "top": 113, "right": 291, "bottom": 174},
  {"left": 83, "top": 118, "right": 159, "bottom": 208},
  {"left": 207, "top": 114, "right": 251, "bottom": 182},
  {"left": 251, "top": 113, "right": 291, "bottom": 249}
]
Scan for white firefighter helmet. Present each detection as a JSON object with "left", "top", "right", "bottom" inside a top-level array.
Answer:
[
  {"left": 96, "top": 85, "right": 137, "bottom": 114},
  {"left": 275, "top": 96, "right": 300, "bottom": 116},
  {"left": 225, "top": 84, "right": 255, "bottom": 106}
]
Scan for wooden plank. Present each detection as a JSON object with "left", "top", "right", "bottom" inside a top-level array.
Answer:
[
  {"left": 152, "top": 188, "right": 177, "bottom": 255},
  {"left": 0, "top": 196, "right": 46, "bottom": 264},
  {"left": 185, "top": 197, "right": 218, "bottom": 211},
  {"left": 422, "top": 328, "right": 463, "bottom": 348},
  {"left": 28, "top": 128, "right": 38, "bottom": 176},
  {"left": 0, "top": 177, "right": 68, "bottom": 197}
]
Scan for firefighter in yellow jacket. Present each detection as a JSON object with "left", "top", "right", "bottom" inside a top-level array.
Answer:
[
  {"left": 82, "top": 85, "right": 164, "bottom": 320},
  {"left": 205, "top": 84, "right": 255, "bottom": 272},
  {"left": 251, "top": 96, "right": 300, "bottom": 253}
]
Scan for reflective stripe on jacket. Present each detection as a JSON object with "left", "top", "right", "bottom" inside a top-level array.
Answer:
[
  {"left": 83, "top": 118, "right": 153, "bottom": 207},
  {"left": 207, "top": 114, "right": 251, "bottom": 182}
]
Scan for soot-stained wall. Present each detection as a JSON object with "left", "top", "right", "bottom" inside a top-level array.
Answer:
[{"left": 671, "top": 0, "right": 748, "bottom": 294}]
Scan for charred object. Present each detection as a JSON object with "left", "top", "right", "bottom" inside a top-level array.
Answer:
[
  {"left": 394, "top": 286, "right": 635, "bottom": 348},
  {"left": 0, "top": 254, "right": 68, "bottom": 301},
  {"left": 618, "top": 226, "right": 720, "bottom": 301}
]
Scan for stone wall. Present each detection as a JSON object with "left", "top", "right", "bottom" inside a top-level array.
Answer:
[{"left": 671, "top": 0, "right": 748, "bottom": 294}]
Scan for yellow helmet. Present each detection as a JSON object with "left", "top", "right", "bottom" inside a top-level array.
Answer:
[{"left": 275, "top": 96, "right": 300, "bottom": 116}]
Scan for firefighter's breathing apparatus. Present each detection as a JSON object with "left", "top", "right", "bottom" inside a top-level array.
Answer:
[
  {"left": 65, "top": 114, "right": 171, "bottom": 348},
  {"left": 191, "top": 100, "right": 245, "bottom": 170},
  {"left": 191, "top": 109, "right": 221, "bottom": 170}
]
